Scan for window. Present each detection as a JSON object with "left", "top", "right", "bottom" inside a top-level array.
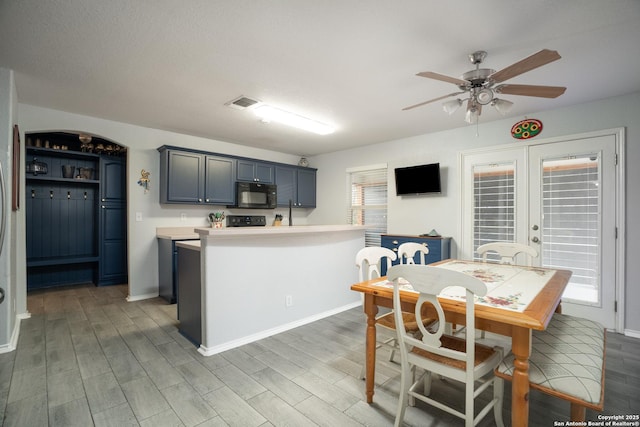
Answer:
[
  {"left": 542, "top": 156, "right": 600, "bottom": 303},
  {"left": 473, "top": 162, "right": 516, "bottom": 261},
  {"left": 347, "top": 164, "right": 387, "bottom": 247}
]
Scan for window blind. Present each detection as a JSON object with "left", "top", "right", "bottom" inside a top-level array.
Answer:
[
  {"left": 347, "top": 166, "right": 387, "bottom": 247},
  {"left": 542, "top": 158, "right": 599, "bottom": 302},
  {"left": 473, "top": 163, "right": 516, "bottom": 261}
]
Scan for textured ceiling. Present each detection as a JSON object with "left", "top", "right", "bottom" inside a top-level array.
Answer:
[{"left": 1, "top": 1, "right": 639, "bottom": 156}]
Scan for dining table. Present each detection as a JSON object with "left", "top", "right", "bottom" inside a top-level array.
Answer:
[{"left": 350, "top": 258, "right": 572, "bottom": 427}]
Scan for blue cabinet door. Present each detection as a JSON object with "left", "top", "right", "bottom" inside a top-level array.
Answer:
[
  {"left": 237, "top": 159, "right": 274, "bottom": 183},
  {"left": 204, "top": 155, "right": 236, "bottom": 204},
  {"left": 101, "top": 157, "right": 125, "bottom": 203},
  {"left": 296, "top": 168, "right": 316, "bottom": 208},
  {"left": 275, "top": 166, "right": 296, "bottom": 206},
  {"left": 163, "top": 150, "right": 205, "bottom": 203},
  {"left": 99, "top": 156, "right": 128, "bottom": 286}
]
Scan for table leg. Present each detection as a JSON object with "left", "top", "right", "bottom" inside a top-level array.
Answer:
[
  {"left": 511, "top": 326, "right": 532, "bottom": 427},
  {"left": 363, "top": 294, "right": 378, "bottom": 404}
]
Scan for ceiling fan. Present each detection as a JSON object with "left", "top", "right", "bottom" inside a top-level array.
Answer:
[{"left": 403, "top": 49, "right": 566, "bottom": 123}]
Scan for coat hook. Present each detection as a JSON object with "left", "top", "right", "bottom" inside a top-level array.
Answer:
[
  {"left": 50, "top": 190, "right": 54, "bottom": 199},
  {"left": 31, "top": 189, "right": 35, "bottom": 198},
  {"left": 84, "top": 191, "right": 87, "bottom": 200},
  {"left": 67, "top": 191, "right": 71, "bottom": 199}
]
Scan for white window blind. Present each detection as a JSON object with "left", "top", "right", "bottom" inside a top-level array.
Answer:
[
  {"left": 347, "top": 165, "right": 387, "bottom": 247},
  {"left": 542, "top": 157, "right": 600, "bottom": 303},
  {"left": 473, "top": 163, "right": 516, "bottom": 261}
]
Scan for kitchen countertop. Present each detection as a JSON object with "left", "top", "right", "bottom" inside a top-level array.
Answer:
[
  {"left": 195, "top": 224, "right": 367, "bottom": 238},
  {"left": 175, "top": 240, "right": 201, "bottom": 251},
  {"left": 156, "top": 227, "right": 200, "bottom": 240}
]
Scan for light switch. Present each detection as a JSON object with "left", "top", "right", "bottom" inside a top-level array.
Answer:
[{"left": 135, "top": 212, "right": 143, "bottom": 222}]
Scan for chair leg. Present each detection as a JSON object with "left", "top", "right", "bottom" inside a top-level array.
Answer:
[
  {"left": 394, "top": 363, "right": 411, "bottom": 427},
  {"left": 493, "top": 377, "right": 505, "bottom": 427},
  {"left": 465, "top": 376, "right": 475, "bottom": 427},
  {"left": 423, "top": 370, "right": 432, "bottom": 396},
  {"left": 388, "top": 338, "right": 397, "bottom": 362}
]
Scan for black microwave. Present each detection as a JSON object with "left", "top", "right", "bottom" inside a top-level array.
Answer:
[{"left": 231, "top": 182, "right": 277, "bottom": 209}]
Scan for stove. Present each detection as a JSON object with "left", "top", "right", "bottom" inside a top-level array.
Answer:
[{"left": 226, "top": 215, "right": 267, "bottom": 227}]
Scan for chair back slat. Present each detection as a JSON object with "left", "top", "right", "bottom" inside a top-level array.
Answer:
[
  {"left": 476, "top": 242, "right": 538, "bottom": 266},
  {"left": 388, "top": 265, "right": 487, "bottom": 370},
  {"left": 398, "top": 242, "right": 430, "bottom": 265},
  {"left": 355, "top": 247, "right": 397, "bottom": 282}
]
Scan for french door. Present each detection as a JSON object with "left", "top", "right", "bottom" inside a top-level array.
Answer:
[{"left": 460, "top": 130, "right": 623, "bottom": 330}]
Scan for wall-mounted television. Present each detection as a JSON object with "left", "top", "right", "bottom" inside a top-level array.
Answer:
[{"left": 394, "top": 163, "right": 441, "bottom": 195}]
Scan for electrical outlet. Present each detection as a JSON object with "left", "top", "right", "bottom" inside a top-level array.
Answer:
[
  {"left": 180, "top": 213, "right": 187, "bottom": 221},
  {"left": 285, "top": 295, "right": 293, "bottom": 307}
]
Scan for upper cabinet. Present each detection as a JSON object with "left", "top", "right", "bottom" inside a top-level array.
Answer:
[
  {"left": 275, "top": 165, "right": 316, "bottom": 208},
  {"left": 236, "top": 159, "right": 274, "bottom": 183},
  {"left": 160, "top": 150, "right": 204, "bottom": 203},
  {"left": 159, "top": 148, "right": 235, "bottom": 205},
  {"left": 100, "top": 156, "right": 126, "bottom": 203},
  {"left": 158, "top": 146, "right": 316, "bottom": 208},
  {"left": 205, "top": 155, "right": 236, "bottom": 204}
]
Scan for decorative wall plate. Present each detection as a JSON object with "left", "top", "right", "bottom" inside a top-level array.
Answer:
[{"left": 511, "top": 118, "right": 543, "bottom": 139}]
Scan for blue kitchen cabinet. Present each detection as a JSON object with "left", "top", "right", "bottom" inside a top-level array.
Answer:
[
  {"left": 237, "top": 159, "right": 274, "bottom": 183},
  {"left": 205, "top": 155, "right": 236, "bottom": 204},
  {"left": 380, "top": 234, "right": 451, "bottom": 275},
  {"left": 159, "top": 148, "right": 236, "bottom": 204},
  {"left": 275, "top": 165, "right": 317, "bottom": 208},
  {"left": 160, "top": 150, "right": 205, "bottom": 203},
  {"left": 98, "top": 156, "right": 128, "bottom": 285}
]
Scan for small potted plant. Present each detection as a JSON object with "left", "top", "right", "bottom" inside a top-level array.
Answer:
[{"left": 208, "top": 212, "right": 225, "bottom": 228}]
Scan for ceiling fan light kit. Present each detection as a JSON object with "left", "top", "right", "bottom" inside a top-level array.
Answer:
[
  {"left": 443, "top": 99, "right": 463, "bottom": 115},
  {"left": 404, "top": 49, "right": 566, "bottom": 124}
]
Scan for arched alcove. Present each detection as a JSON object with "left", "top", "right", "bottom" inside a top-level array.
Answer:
[{"left": 24, "top": 130, "right": 128, "bottom": 290}]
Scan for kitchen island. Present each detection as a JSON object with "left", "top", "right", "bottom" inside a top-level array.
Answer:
[{"left": 187, "top": 225, "right": 366, "bottom": 356}]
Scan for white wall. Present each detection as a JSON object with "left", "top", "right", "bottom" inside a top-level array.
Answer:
[
  {"left": 17, "top": 104, "right": 309, "bottom": 301},
  {"left": 308, "top": 92, "right": 640, "bottom": 335},
  {"left": 14, "top": 92, "right": 640, "bottom": 335},
  {"left": 0, "top": 68, "right": 22, "bottom": 352}
]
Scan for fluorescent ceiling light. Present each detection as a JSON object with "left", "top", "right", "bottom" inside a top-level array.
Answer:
[{"left": 253, "top": 105, "right": 335, "bottom": 135}]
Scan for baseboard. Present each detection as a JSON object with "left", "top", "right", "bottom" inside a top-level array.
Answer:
[
  {"left": 126, "top": 292, "right": 159, "bottom": 302},
  {"left": 624, "top": 329, "right": 640, "bottom": 339},
  {"left": 198, "top": 301, "right": 362, "bottom": 356},
  {"left": 0, "top": 313, "right": 25, "bottom": 354}
]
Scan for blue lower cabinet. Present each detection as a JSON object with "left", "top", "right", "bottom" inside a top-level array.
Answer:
[{"left": 380, "top": 235, "right": 451, "bottom": 275}]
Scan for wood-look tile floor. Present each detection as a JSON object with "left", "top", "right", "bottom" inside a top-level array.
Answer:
[{"left": 0, "top": 283, "right": 638, "bottom": 426}]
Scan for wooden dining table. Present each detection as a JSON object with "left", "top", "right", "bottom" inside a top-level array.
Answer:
[{"left": 350, "top": 259, "right": 572, "bottom": 427}]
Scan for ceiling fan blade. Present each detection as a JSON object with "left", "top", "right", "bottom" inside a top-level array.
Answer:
[
  {"left": 490, "top": 49, "right": 561, "bottom": 83},
  {"left": 495, "top": 84, "right": 566, "bottom": 98},
  {"left": 416, "top": 71, "right": 468, "bottom": 86},
  {"left": 402, "top": 92, "right": 465, "bottom": 111}
]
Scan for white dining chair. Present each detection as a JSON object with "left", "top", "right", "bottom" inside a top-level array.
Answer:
[
  {"left": 476, "top": 242, "right": 538, "bottom": 266},
  {"left": 388, "top": 264, "right": 505, "bottom": 427},
  {"left": 397, "top": 242, "right": 429, "bottom": 265},
  {"left": 355, "top": 247, "right": 435, "bottom": 380}
]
